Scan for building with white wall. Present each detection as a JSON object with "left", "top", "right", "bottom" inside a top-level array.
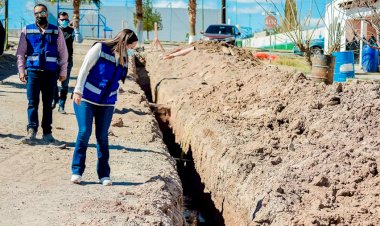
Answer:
[
  {"left": 242, "top": 28, "right": 324, "bottom": 50},
  {"left": 324, "top": 0, "right": 380, "bottom": 63}
]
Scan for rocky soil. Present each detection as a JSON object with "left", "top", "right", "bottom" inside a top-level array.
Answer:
[{"left": 145, "top": 42, "right": 380, "bottom": 226}]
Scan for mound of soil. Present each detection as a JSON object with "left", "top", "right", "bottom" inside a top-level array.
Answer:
[
  {"left": 191, "top": 41, "right": 261, "bottom": 66},
  {"left": 145, "top": 48, "right": 380, "bottom": 225}
]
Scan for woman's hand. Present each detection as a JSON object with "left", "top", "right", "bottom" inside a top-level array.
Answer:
[{"left": 73, "top": 92, "right": 82, "bottom": 105}]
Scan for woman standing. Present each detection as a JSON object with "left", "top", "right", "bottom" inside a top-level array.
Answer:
[{"left": 71, "top": 29, "right": 138, "bottom": 186}]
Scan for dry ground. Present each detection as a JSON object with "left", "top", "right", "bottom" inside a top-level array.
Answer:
[{"left": 0, "top": 41, "right": 184, "bottom": 226}]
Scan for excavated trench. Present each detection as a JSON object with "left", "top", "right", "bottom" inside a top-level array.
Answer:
[
  {"left": 127, "top": 44, "right": 380, "bottom": 225},
  {"left": 135, "top": 62, "right": 225, "bottom": 226}
]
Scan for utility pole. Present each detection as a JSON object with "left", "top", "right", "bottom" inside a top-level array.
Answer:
[
  {"left": 249, "top": 14, "right": 252, "bottom": 28},
  {"left": 309, "top": 0, "right": 312, "bottom": 15},
  {"left": 169, "top": 2, "right": 172, "bottom": 41},
  {"left": 235, "top": 0, "right": 237, "bottom": 25},
  {"left": 222, "top": 0, "right": 226, "bottom": 24},
  {"left": 4, "top": 0, "right": 8, "bottom": 50}
]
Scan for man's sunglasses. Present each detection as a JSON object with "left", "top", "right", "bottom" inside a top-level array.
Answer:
[{"left": 34, "top": 11, "right": 47, "bottom": 17}]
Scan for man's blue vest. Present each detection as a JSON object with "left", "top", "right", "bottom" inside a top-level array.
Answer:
[
  {"left": 82, "top": 43, "right": 128, "bottom": 105},
  {"left": 25, "top": 23, "right": 59, "bottom": 72}
]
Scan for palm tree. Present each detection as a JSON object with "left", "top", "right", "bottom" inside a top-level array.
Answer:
[
  {"left": 135, "top": 0, "right": 143, "bottom": 46},
  {"left": 72, "top": 0, "right": 81, "bottom": 29},
  {"left": 72, "top": 0, "right": 101, "bottom": 30},
  {"left": 4, "top": 0, "right": 8, "bottom": 50},
  {"left": 188, "top": 0, "right": 196, "bottom": 43}
]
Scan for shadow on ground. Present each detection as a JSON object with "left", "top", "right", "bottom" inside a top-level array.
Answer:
[
  {"left": 114, "top": 107, "right": 148, "bottom": 115},
  {"left": 0, "top": 133, "right": 24, "bottom": 140},
  {"left": 0, "top": 81, "right": 26, "bottom": 89},
  {"left": 80, "top": 181, "right": 144, "bottom": 186},
  {"left": 0, "top": 53, "right": 18, "bottom": 81}
]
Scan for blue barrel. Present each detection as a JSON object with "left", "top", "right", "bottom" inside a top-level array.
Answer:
[
  {"left": 362, "top": 45, "right": 379, "bottom": 72},
  {"left": 332, "top": 51, "right": 355, "bottom": 82}
]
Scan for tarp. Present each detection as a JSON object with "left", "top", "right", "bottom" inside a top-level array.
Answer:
[{"left": 362, "top": 45, "right": 379, "bottom": 73}]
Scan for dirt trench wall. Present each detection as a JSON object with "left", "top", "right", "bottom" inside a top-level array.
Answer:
[{"left": 145, "top": 47, "right": 380, "bottom": 226}]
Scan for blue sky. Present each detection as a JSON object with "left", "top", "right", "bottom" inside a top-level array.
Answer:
[{"left": 2, "top": 0, "right": 327, "bottom": 32}]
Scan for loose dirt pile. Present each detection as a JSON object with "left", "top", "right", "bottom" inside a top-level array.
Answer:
[
  {"left": 145, "top": 42, "right": 380, "bottom": 225},
  {"left": 191, "top": 41, "right": 261, "bottom": 67}
]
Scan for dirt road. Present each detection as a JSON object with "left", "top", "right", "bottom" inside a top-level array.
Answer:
[{"left": 0, "top": 42, "right": 184, "bottom": 225}]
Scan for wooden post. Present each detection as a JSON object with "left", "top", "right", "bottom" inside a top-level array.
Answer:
[{"left": 151, "top": 22, "right": 165, "bottom": 52}]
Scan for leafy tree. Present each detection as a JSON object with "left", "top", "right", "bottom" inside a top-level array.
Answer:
[{"left": 134, "top": 0, "right": 162, "bottom": 41}]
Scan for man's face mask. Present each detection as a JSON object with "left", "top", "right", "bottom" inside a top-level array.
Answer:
[
  {"left": 59, "top": 19, "right": 69, "bottom": 28},
  {"left": 34, "top": 10, "right": 48, "bottom": 26},
  {"left": 36, "top": 17, "right": 47, "bottom": 26}
]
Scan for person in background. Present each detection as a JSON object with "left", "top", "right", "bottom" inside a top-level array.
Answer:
[
  {"left": 369, "top": 34, "right": 378, "bottom": 47},
  {"left": 71, "top": 29, "right": 138, "bottom": 186},
  {"left": 52, "top": 11, "right": 83, "bottom": 114},
  {"left": 16, "top": 3, "right": 68, "bottom": 144},
  {"left": 351, "top": 36, "right": 359, "bottom": 64}
]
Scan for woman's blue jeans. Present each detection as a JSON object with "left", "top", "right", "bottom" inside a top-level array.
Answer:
[{"left": 72, "top": 101, "right": 114, "bottom": 179}]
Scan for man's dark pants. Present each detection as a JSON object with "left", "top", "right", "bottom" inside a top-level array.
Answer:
[
  {"left": 54, "top": 59, "right": 73, "bottom": 109},
  {"left": 27, "top": 70, "right": 56, "bottom": 135}
]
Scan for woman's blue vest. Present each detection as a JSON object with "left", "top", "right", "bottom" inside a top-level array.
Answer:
[
  {"left": 82, "top": 43, "right": 128, "bottom": 105},
  {"left": 25, "top": 23, "right": 59, "bottom": 72}
]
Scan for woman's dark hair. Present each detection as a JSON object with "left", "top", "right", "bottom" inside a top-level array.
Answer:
[
  {"left": 34, "top": 3, "right": 48, "bottom": 11},
  {"left": 102, "top": 29, "right": 138, "bottom": 65}
]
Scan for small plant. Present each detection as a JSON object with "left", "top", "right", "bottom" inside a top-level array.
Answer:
[{"left": 133, "top": 0, "right": 163, "bottom": 41}]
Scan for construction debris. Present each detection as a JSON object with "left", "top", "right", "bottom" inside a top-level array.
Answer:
[{"left": 162, "top": 46, "right": 195, "bottom": 60}]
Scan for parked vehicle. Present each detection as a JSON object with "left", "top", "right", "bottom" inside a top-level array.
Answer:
[
  {"left": 201, "top": 24, "right": 241, "bottom": 45},
  {"left": 293, "top": 37, "right": 324, "bottom": 56}
]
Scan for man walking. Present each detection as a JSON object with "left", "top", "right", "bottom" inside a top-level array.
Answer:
[
  {"left": 16, "top": 3, "right": 68, "bottom": 144},
  {"left": 52, "top": 11, "right": 82, "bottom": 114}
]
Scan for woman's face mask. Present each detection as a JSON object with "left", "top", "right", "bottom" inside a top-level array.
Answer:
[{"left": 59, "top": 19, "right": 69, "bottom": 28}]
